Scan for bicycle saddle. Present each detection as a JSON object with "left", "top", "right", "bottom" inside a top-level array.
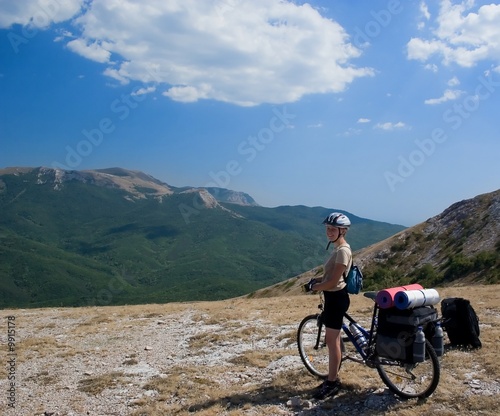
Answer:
[{"left": 363, "top": 291, "right": 378, "bottom": 301}]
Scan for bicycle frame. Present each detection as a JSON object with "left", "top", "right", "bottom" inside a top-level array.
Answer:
[
  {"left": 313, "top": 296, "right": 379, "bottom": 363},
  {"left": 341, "top": 315, "right": 371, "bottom": 360}
]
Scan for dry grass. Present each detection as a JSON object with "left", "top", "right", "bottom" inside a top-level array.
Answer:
[
  {"left": 16, "top": 335, "right": 77, "bottom": 360},
  {"left": 25, "top": 371, "right": 58, "bottom": 387},
  {"left": 1, "top": 284, "right": 499, "bottom": 415},
  {"left": 77, "top": 371, "right": 128, "bottom": 395}
]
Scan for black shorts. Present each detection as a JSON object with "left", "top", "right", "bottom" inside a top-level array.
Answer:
[{"left": 322, "top": 288, "right": 350, "bottom": 330}]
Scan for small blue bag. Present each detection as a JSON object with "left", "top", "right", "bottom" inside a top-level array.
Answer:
[{"left": 345, "top": 264, "right": 363, "bottom": 295}]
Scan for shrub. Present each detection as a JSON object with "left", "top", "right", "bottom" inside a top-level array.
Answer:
[
  {"left": 410, "top": 263, "right": 439, "bottom": 285},
  {"left": 473, "top": 251, "right": 497, "bottom": 270},
  {"left": 445, "top": 255, "right": 473, "bottom": 280}
]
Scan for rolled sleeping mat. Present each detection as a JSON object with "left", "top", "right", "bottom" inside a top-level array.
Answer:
[
  {"left": 376, "top": 284, "right": 424, "bottom": 309},
  {"left": 394, "top": 288, "right": 440, "bottom": 310}
]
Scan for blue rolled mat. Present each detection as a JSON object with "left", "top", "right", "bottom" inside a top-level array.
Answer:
[{"left": 394, "top": 288, "right": 440, "bottom": 310}]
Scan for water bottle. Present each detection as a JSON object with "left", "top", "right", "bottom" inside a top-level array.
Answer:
[
  {"left": 432, "top": 322, "right": 444, "bottom": 357},
  {"left": 413, "top": 326, "right": 426, "bottom": 363},
  {"left": 349, "top": 323, "right": 367, "bottom": 349}
]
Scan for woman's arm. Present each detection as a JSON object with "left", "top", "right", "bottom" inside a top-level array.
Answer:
[{"left": 313, "top": 262, "right": 347, "bottom": 291}]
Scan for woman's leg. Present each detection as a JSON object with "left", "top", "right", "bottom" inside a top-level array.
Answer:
[{"left": 325, "top": 327, "right": 341, "bottom": 381}]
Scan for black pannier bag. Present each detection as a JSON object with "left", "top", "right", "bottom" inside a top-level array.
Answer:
[{"left": 376, "top": 306, "right": 439, "bottom": 362}]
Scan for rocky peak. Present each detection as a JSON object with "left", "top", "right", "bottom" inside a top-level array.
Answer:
[
  {"left": 423, "top": 191, "right": 500, "bottom": 256},
  {"left": 179, "top": 188, "right": 243, "bottom": 218},
  {"left": 30, "top": 167, "right": 174, "bottom": 200},
  {"left": 205, "top": 187, "right": 258, "bottom": 206}
]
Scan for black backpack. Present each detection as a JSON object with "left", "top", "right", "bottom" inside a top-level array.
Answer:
[{"left": 441, "top": 297, "right": 482, "bottom": 349}]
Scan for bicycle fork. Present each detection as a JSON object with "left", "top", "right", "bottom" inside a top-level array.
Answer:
[{"left": 314, "top": 314, "right": 325, "bottom": 350}]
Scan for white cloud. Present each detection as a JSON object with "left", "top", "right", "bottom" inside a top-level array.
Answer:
[
  {"left": 132, "top": 86, "right": 156, "bottom": 96},
  {"left": 447, "top": 76, "right": 460, "bottom": 86},
  {"left": 66, "top": 38, "right": 110, "bottom": 63},
  {"left": 307, "top": 123, "right": 323, "bottom": 128},
  {"left": 424, "top": 63, "right": 439, "bottom": 72},
  {"left": 103, "top": 67, "right": 130, "bottom": 85},
  {"left": 417, "top": 2, "right": 431, "bottom": 30},
  {"left": 374, "top": 121, "right": 409, "bottom": 131},
  {"left": 54, "top": 30, "right": 74, "bottom": 42},
  {"left": 357, "top": 118, "right": 370, "bottom": 123},
  {"left": 407, "top": 1, "right": 500, "bottom": 67},
  {"left": 424, "top": 88, "right": 464, "bottom": 105},
  {"left": 1, "top": 0, "right": 374, "bottom": 106},
  {"left": 0, "top": 0, "right": 83, "bottom": 29},
  {"left": 339, "top": 127, "right": 362, "bottom": 137},
  {"left": 420, "top": 2, "right": 431, "bottom": 20},
  {"left": 163, "top": 84, "right": 212, "bottom": 103}
]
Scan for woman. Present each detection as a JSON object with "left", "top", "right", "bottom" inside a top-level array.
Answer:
[{"left": 306, "top": 212, "right": 352, "bottom": 399}]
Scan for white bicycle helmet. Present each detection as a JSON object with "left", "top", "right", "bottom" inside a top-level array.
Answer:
[{"left": 322, "top": 212, "right": 351, "bottom": 228}]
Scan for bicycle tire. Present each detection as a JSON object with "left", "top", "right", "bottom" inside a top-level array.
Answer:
[
  {"left": 375, "top": 339, "right": 440, "bottom": 399},
  {"left": 297, "top": 314, "right": 328, "bottom": 379}
]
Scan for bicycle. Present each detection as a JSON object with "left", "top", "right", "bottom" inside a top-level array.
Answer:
[{"left": 297, "top": 291, "right": 440, "bottom": 399}]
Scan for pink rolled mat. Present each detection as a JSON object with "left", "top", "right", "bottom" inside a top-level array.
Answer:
[{"left": 376, "top": 284, "right": 424, "bottom": 309}]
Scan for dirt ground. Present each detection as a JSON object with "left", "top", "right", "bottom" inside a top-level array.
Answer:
[{"left": 1, "top": 284, "right": 499, "bottom": 415}]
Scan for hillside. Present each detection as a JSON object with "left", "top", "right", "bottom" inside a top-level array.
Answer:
[
  {"left": 357, "top": 189, "right": 500, "bottom": 289},
  {"left": 0, "top": 167, "right": 404, "bottom": 308},
  {"left": 249, "top": 189, "right": 500, "bottom": 299}
]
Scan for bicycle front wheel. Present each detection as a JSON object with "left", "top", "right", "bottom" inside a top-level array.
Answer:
[
  {"left": 297, "top": 314, "right": 328, "bottom": 379},
  {"left": 375, "top": 339, "right": 440, "bottom": 399}
]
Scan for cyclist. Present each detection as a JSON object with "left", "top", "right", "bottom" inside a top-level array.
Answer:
[{"left": 306, "top": 212, "right": 352, "bottom": 399}]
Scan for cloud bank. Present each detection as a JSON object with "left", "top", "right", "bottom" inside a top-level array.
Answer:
[
  {"left": 408, "top": 1, "right": 500, "bottom": 68},
  {"left": 1, "top": 0, "right": 375, "bottom": 106}
]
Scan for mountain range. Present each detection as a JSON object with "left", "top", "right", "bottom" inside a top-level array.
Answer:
[{"left": 0, "top": 167, "right": 404, "bottom": 308}]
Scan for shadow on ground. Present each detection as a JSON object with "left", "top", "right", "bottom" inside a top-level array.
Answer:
[{"left": 186, "top": 380, "right": 406, "bottom": 414}]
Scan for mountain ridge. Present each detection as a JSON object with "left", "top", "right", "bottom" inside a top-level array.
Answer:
[
  {"left": 0, "top": 166, "right": 259, "bottom": 209},
  {"left": 0, "top": 166, "right": 405, "bottom": 308}
]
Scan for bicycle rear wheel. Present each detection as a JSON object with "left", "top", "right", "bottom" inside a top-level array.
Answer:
[
  {"left": 375, "top": 339, "right": 440, "bottom": 399},
  {"left": 297, "top": 314, "right": 328, "bottom": 379}
]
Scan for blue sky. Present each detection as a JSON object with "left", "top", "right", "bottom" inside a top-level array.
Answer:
[{"left": 1, "top": 0, "right": 499, "bottom": 226}]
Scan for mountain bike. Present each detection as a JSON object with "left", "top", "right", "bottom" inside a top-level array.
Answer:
[{"left": 297, "top": 291, "right": 440, "bottom": 399}]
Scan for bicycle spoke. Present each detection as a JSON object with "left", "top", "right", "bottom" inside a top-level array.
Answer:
[
  {"left": 382, "top": 367, "right": 414, "bottom": 381},
  {"left": 375, "top": 340, "right": 440, "bottom": 399}
]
